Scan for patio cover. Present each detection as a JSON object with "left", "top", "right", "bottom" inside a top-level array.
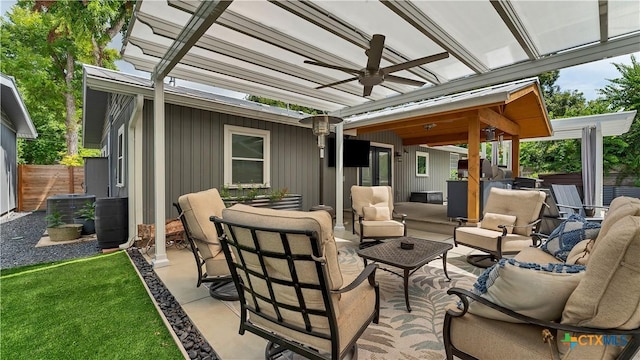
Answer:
[{"left": 120, "top": 0, "right": 640, "bottom": 267}]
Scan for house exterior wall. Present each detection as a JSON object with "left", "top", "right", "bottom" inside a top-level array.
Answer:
[
  {"left": 102, "top": 94, "right": 134, "bottom": 198},
  {"left": 141, "top": 101, "right": 320, "bottom": 223},
  {"left": 338, "top": 131, "right": 456, "bottom": 207},
  {"left": 0, "top": 116, "right": 17, "bottom": 214}
]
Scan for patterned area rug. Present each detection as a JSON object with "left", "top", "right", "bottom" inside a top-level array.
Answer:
[
  {"left": 219, "top": 240, "right": 481, "bottom": 360},
  {"left": 336, "top": 242, "right": 479, "bottom": 360}
]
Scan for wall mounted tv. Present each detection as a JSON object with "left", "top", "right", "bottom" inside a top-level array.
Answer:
[{"left": 327, "top": 137, "right": 370, "bottom": 168}]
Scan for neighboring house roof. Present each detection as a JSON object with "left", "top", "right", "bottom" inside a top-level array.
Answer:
[
  {"left": 82, "top": 65, "right": 311, "bottom": 148},
  {"left": 523, "top": 111, "right": 637, "bottom": 142},
  {"left": 0, "top": 73, "right": 37, "bottom": 139}
]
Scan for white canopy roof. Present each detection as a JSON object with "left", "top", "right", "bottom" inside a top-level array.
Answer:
[
  {"left": 122, "top": 0, "right": 640, "bottom": 116},
  {"left": 524, "top": 110, "right": 636, "bottom": 142}
]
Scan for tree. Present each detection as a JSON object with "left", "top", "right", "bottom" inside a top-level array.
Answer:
[
  {"left": 598, "top": 55, "right": 640, "bottom": 185},
  {"left": 0, "top": 0, "right": 132, "bottom": 164}
]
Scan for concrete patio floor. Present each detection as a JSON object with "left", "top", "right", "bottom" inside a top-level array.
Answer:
[{"left": 143, "top": 225, "right": 482, "bottom": 360}]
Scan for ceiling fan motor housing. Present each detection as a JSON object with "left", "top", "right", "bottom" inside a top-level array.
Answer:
[{"left": 359, "top": 69, "right": 385, "bottom": 86}]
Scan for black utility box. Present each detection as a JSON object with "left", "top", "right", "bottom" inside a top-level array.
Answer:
[{"left": 410, "top": 191, "right": 444, "bottom": 204}]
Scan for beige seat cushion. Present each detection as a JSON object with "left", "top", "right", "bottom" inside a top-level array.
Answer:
[
  {"left": 360, "top": 220, "right": 405, "bottom": 238},
  {"left": 448, "top": 311, "right": 552, "bottom": 359},
  {"left": 565, "top": 239, "right": 595, "bottom": 265},
  {"left": 455, "top": 226, "right": 535, "bottom": 253},
  {"left": 178, "top": 188, "right": 229, "bottom": 277},
  {"left": 562, "top": 215, "right": 640, "bottom": 329}
]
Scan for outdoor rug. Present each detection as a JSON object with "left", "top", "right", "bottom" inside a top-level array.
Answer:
[{"left": 220, "top": 239, "right": 481, "bottom": 360}]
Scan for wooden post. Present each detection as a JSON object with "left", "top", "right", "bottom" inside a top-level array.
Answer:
[
  {"left": 511, "top": 135, "right": 520, "bottom": 178},
  {"left": 467, "top": 112, "right": 481, "bottom": 222}
]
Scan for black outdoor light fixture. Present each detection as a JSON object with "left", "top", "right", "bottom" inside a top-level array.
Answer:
[
  {"left": 484, "top": 126, "right": 496, "bottom": 141},
  {"left": 300, "top": 114, "right": 343, "bottom": 214}
]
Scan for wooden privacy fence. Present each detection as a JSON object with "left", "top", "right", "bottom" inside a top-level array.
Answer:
[{"left": 18, "top": 165, "right": 84, "bottom": 211}]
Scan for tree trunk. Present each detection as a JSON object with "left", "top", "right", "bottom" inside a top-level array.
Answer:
[{"left": 64, "top": 52, "right": 78, "bottom": 156}]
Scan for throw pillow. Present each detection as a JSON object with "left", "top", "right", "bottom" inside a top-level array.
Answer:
[
  {"left": 466, "top": 258, "right": 586, "bottom": 323},
  {"left": 362, "top": 206, "right": 391, "bottom": 221},
  {"left": 540, "top": 214, "right": 601, "bottom": 261},
  {"left": 480, "top": 212, "right": 517, "bottom": 234},
  {"left": 565, "top": 239, "right": 595, "bottom": 265}
]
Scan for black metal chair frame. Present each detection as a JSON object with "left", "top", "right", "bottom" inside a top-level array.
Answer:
[
  {"left": 443, "top": 288, "right": 640, "bottom": 360},
  {"left": 212, "top": 215, "right": 380, "bottom": 360},
  {"left": 350, "top": 196, "right": 407, "bottom": 248},
  {"left": 453, "top": 204, "right": 546, "bottom": 268},
  {"left": 173, "top": 202, "right": 238, "bottom": 301}
]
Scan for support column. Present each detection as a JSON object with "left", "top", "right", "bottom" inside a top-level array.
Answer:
[
  {"left": 468, "top": 113, "right": 481, "bottom": 222},
  {"left": 511, "top": 136, "right": 520, "bottom": 177},
  {"left": 153, "top": 80, "right": 169, "bottom": 268},
  {"left": 595, "top": 123, "right": 603, "bottom": 207},
  {"left": 334, "top": 123, "right": 345, "bottom": 231}
]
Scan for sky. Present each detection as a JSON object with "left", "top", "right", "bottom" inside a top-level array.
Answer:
[{"left": 2, "top": 0, "right": 638, "bottom": 102}]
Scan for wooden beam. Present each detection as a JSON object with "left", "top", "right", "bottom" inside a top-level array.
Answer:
[
  {"left": 402, "top": 132, "right": 468, "bottom": 146},
  {"left": 512, "top": 135, "right": 520, "bottom": 177},
  {"left": 468, "top": 113, "right": 481, "bottom": 223},
  {"left": 478, "top": 108, "right": 520, "bottom": 135},
  {"left": 355, "top": 110, "right": 477, "bottom": 134}
]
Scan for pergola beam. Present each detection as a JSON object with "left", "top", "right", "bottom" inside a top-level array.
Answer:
[
  {"left": 599, "top": 0, "right": 608, "bottom": 43},
  {"left": 491, "top": 0, "right": 540, "bottom": 60},
  {"left": 478, "top": 108, "right": 520, "bottom": 135},
  {"left": 152, "top": 0, "right": 231, "bottom": 81}
]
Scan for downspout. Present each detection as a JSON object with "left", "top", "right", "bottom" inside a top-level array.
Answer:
[{"left": 120, "top": 94, "right": 144, "bottom": 249}]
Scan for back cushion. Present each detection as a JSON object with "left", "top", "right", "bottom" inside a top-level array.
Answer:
[
  {"left": 178, "top": 188, "right": 227, "bottom": 259},
  {"left": 351, "top": 186, "right": 393, "bottom": 216},
  {"left": 221, "top": 204, "right": 343, "bottom": 291},
  {"left": 483, "top": 188, "right": 546, "bottom": 236},
  {"left": 594, "top": 197, "right": 640, "bottom": 250},
  {"left": 562, "top": 215, "right": 640, "bottom": 329}
]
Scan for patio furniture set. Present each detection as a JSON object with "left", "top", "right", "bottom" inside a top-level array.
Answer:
[{"left": 170, "top": 185, "right": 640, "bottom": 360}]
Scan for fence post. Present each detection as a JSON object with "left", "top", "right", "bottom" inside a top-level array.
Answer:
[
  {"left": 68, "top": 166, "right": 74, "bottom": 193},
  {"left": 18, "top": 165, "right": 24, "bottom": 211}
]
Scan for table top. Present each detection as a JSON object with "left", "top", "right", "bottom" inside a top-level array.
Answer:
[{"left": 357, "top": 237, "right": 453, "bottom": 269}]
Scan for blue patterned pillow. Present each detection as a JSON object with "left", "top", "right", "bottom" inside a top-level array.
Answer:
[{"left": 541, "top": 214, "right": 601, "bottom": 261}]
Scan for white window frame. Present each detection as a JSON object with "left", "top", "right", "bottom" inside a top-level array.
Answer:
[
  {"left": 224, "top": 125, "right": 270, "bottom": 187},
  {"left": 116, "top": 124, "right": 125, "bottom": 187},
  {"left": 416, "top": 151, "right": 430, "bottom": 177}
]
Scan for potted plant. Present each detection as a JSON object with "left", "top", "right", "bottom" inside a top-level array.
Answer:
[
  {"left": 74, "top": 201, "right": 96, "bottom": 235},
  {"left": 45, "top": 210, "right": 82, "bottom": 242}
]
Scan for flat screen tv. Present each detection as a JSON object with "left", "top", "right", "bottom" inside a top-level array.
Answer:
[{"left": 327, "top": 137, "right": 370, "bottom": 168}]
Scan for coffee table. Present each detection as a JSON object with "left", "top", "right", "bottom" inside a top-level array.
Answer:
[{"left": 356, "top": 236, "right": 453, "bottom": 312}]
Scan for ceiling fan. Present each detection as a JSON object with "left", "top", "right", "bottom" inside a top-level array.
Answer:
[{"left": 305, "top": 34, "right": 449, "bottom": 97}]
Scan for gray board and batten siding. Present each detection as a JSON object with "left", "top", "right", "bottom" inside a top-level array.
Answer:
[
  {"left": 105, "top": 94, "right": 134, "bottom": 199},
  {"left": 1, "top": 119, "right": 17, "bottom": 214},
  {"left": 141, "top": 100, "right": 321, "bottom": 223}
]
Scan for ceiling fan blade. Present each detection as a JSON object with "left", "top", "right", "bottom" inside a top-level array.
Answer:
[
  {"left": 363, "top": 85, "right": 374, "bottom": 97},
  {"left": 365, "top": 34, "right": 385, "bottom": 70},
  {"left": 382, "top": 52, "right": 449, "bottom": 74},
  {"left": 304, "top": 60, "right": 361, "bottom": 74},
  {"left": 384, "top": 74, "right": 425, "bottom": 87},
  {"left": 315, "top": 77, "right": 359, "bottom": 90}
]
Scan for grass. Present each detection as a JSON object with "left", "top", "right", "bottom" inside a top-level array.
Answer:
[{"left": 0, "top": 251, "right": 183, "bottom": 359}]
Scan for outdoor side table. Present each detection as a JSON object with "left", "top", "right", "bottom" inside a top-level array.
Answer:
[{"left": 356, "top": 236, "right": 453, "bottom": 312}]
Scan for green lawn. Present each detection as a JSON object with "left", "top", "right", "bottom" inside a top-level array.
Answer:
[{"left": 0, "top": 251, "right": 183, "bottom": 359}]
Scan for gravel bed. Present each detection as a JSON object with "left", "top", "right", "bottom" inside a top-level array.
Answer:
[
  {"left": 1, "top": 211, "right": 219, "bottom": 360},
  {"left": 1, "top": 212, "right": 100, "bottom": 269}
]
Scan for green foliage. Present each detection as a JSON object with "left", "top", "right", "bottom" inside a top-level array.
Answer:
[
  {"left": 1, "top": 1, "right": 133, "bottom": 163},
  {"left": 245, "top": 95, "right": 322, "bottom": 115},
  {"left": 75, "top": 201, "right": 95, "bottom": 221},
  {"left": 44, "top": 210, "right": 65, "bottom": 228},
  {"left": 268, "top": 187, "right": 289, "bottom": 201}
]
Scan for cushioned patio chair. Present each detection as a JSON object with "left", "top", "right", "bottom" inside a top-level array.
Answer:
[
  {"left": 454, "top": 187, "right": 546, "bottom": 267},
  {"left": 350, "top": 185, "right": 407, "bottom": 248},
  {"left": 174, "top": 188, "right": 238, "bottom": 301},
  {"left": 443, "top": 196, "right": 640, "bottom": 360},
  {"left": 212, "top": 204, "right": 379, "bottom": 360}
]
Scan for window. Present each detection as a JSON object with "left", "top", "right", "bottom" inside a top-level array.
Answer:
[
  {"left": 224, "top": 125, "right": 270, "bottom": 187},
  {"left": 116, "top": 125, "right": 124, "bottom": 187},
  {"left": 416, "top": 151, "right": 429, "bottom": 177}
]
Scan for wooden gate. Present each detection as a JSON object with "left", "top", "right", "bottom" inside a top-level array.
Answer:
[{"left": 18, "top": 165, "right": 84, "bottom": 211}]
